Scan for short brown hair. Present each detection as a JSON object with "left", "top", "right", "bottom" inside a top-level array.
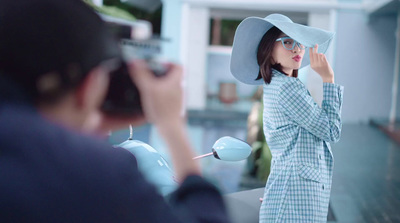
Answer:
[{"left": 256, "top": 26, "right": 298, "bottom": 84}]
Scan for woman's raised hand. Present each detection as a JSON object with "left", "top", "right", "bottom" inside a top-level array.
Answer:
[{"left": 309, "top": 44, "right": 334, "bottom": 83}]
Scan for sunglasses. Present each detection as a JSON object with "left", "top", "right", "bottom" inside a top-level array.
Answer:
[{"left": 275, "top": 37, "right": 306, "bottom": 51}]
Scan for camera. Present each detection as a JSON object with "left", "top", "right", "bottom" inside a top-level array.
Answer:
[{"left": 100, "top": 17, "right": 168, "bottom": 116}]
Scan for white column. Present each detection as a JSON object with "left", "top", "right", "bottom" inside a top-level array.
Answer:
[
  {"left": 389, "top": 10, "right": 400, "bottom": 129},
  {"left": 161, "top": 0, "right": 183, "bottom": 62},
  {"left": 161, "top": 1, "right": 209, "bottom": 110},
  {"left": 181, "top": 6, "right": 210, "bottom": 109},
  {"left": 307, "top": 11, "right": 336, "bottom": 106}
]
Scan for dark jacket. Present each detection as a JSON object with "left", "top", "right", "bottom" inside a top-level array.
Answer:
[{"left": 0, "top": 77, "right": 229, "bottom": 223}]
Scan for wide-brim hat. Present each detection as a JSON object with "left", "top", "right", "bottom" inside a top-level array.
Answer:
[{"left": 230, "top": 13, "right": 335, "bottom": 85}]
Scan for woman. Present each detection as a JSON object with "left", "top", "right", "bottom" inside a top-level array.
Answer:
[{"left": 230, "top": 14, "right": 344, "bottom": 222}]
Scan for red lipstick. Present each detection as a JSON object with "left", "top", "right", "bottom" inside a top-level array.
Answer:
[{"left": 292, "top": 55, "right": 302, "bottom": 62}]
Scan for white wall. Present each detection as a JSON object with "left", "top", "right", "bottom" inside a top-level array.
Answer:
[
  {"left": 206, "top": 48, "right": 258, "bottom": 98},
  {"left": 307, "top": 12, "right": 336, "bottom": 106},
  {"left": 334, "top": 10, "right": 397, "bottom": 123},
  {"left": 182, "top": 6, "right": 210, "bottom": 109}
]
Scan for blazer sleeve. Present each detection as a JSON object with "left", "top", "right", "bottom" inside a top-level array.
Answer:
[{"left": 278, "top": 78, "right": 344, "bottom": 143}]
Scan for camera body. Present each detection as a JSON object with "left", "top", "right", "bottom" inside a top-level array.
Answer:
[{"left": 100, "top": 18, "right": 168, "bottom": 116}]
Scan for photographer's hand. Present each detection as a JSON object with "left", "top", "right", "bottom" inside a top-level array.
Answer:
[
  {"left": 129, "top": 60, "right": 184, "bottom": 126},
  {"left": 130, "top": 60, "right": 201, "bottom": 182}
]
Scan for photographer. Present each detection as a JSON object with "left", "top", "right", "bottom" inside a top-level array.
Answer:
[{"left": 0, "top": 0, "right": 229, "bottom": 222}]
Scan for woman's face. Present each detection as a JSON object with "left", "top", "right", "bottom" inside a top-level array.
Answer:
[{"left": 271, "top": 33, "right": 305, "bottom": 76}]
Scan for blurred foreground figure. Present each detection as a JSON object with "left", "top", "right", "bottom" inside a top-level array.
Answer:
[{"left": 0, "top": 0, "right": 229, "bottom": 222}]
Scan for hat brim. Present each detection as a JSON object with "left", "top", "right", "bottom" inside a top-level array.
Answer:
[{"left": 230, "top": 16, "right": 335, "bottom": 85}]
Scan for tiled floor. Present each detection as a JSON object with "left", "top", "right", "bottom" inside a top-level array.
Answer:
[{"left": 329, "top": 124, "right": 400, "bottom": 223}]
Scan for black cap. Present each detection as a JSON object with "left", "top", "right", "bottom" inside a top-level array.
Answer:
[{"left": 0, "top": 0, "right": 121, "bottom": 102}]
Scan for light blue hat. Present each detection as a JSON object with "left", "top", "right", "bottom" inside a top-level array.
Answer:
[{"left": 230, "top": 13, "right": 335, "bottom": 85}]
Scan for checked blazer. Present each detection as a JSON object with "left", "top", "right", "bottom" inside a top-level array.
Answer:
[{"left": 259, "top": 69, "right": 344, "bottom": 222}]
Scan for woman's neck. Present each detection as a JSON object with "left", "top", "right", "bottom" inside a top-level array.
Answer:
[
  {"left": 283, "top": 69, "right": 293, "bottom": 77},
  {"left": 282, "top": 68, "right": 293, "bottom": 77}
]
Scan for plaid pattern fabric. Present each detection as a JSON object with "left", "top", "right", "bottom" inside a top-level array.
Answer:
[{"left": 259, "top": 70, "right": 344, "bottom": 222}]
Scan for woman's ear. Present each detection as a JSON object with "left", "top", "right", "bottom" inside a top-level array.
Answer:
[{"left": 75, "top": 66, "right": 110, "bottom": 112}]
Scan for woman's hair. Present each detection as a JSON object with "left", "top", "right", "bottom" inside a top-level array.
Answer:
[{"left": 256, "top": 26, "right": 298, "bottom": 84}]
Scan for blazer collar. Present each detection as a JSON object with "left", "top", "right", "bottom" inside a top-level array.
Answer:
[{"left": 272, "top": 68, "right": 286, "bottom": 77}]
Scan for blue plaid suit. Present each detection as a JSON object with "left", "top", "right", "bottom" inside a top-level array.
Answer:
[{"left": 259, "top": 69, "right": 344, "bottom": 222}]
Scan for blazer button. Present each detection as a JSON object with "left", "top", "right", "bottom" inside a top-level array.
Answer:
[
  {"left": 322, "top": 184, "right": 325, "bottom": 190},
  {"left": 319, "top": 154, "right": 322, "bottom": 160}
]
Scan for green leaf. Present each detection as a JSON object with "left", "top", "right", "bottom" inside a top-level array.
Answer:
[{"left": 83, "top": 0, "right": 136, "bottom": 21}]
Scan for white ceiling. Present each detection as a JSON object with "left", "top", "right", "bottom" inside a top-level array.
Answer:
[{"left": 210, "top": 8, "right": 308, "bottom": 25}]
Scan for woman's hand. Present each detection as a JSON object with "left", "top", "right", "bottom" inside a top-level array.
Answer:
[{"left": 309, "top": 44, "right": 334, "bottom": 83}]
